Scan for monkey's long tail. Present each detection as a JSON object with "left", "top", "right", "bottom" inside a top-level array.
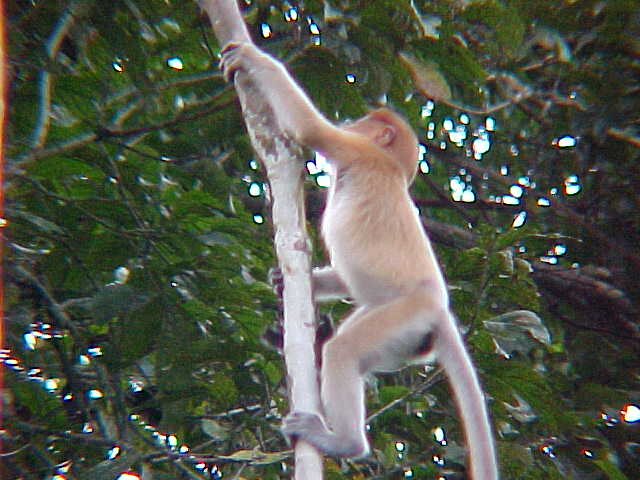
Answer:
[{"left": 436, "top": 314, "right": 499, "bottom": 480}]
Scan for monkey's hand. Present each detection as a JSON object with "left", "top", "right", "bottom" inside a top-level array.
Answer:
[
  {"left": 262, "top": 267, "right": 284, "bottom": 351},
  {"left": 268, "top": 267, "right": 284, "bottom": 298},
  {"left": 220, "top": 41, "right": 276, "bottom": 82}
]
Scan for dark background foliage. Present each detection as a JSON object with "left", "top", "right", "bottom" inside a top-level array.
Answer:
[{"left": 2, "top": 0, "right": 639, "bottom": 479}]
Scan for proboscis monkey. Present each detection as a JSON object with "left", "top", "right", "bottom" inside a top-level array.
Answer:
[{"left": 220, "top": 37, "right": 498, "bottom": 480}]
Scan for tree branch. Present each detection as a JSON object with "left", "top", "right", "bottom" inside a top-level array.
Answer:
[
  {"left": 30, "top": 0, "right": 91, "bottom": 150},
  {"left": 11, "top": 71, "right": 225, "bottom": 172},
  {"left": 414, "top": 212, "right": 639, "bottom": 342},
  {"left": 431, "top": 145, "right": 640, "bottom": 271},
  {"left": 199, "top": 1, "right": 322, "bottom": 479},
  {"left": 607, "top": 127, "right": 640, "bottom": 148},
  {"left": 9, "top": 265, "right": 80, "bottom": 337}
]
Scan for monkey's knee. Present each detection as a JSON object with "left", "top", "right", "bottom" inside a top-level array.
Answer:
[{"left": 334, "top": 438, "right": 369, "bottom": 458}]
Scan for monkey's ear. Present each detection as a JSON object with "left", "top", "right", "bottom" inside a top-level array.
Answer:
[{"left": 375, "top": 125, "right": 396, "bottom": 147}]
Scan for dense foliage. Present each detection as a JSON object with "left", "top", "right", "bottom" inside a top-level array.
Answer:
[{"left": 3, "top": 1, "right": 639, "bottom": 479}]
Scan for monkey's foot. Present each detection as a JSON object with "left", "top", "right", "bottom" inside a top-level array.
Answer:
[
  {"left": 282, "top": 411, "right": 326, "bottom": 440},
  {"left": 281, "top": 411, "right": 368, "bottom": 458}
]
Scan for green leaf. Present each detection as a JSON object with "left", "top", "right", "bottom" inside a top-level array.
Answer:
[
  {"left": 91, "top": 284, "right": 149, "bottom": 323},
  {"left": 221, "top": 448, "right": 290, "bottom": 465},
  {"left": 10, "top": 208, "right": 66, "bottom": 234},
  {"left": 484, "top": 310, "right": 550, "bottom": 356},
  {"left": 593, "top": 459, "right": 629, "bottom": 480}
]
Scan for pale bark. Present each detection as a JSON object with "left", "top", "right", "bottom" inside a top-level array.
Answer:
[{"left": 200, "top": 1, "right": 323, "bottom": 479}]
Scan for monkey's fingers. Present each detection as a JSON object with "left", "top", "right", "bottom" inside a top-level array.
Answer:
[
  {"left": 219, "top": 42, "right": 245, "bottom": 82},
  {"left": 219, "top": 54, "right": 239, "bottom": 82},
  {"left": 220, "top": 41, "right": 241, "bottom": 55}
]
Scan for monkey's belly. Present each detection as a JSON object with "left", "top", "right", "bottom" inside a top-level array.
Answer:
[{"left": 331, "top": 248, "right": 445, "bottom": 307}]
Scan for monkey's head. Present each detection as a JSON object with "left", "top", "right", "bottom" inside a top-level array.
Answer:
[{"left": 344, "top": 108, "right": 419, "bottom": 183}]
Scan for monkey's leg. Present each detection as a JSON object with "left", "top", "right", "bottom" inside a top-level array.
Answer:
[
  {"left": 326, "top": 294, "right": 497, "bottom": 479},
  {"left": 284, "top": 290, "right": 440, "bottom": 457},
  {"left": 281, "top": 306, "right": 368, "bottom": 457}
]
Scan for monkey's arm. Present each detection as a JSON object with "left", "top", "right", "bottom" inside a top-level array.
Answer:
[
  {"left": 312, "top": 267, "right": 349, "bottom": 302},
  {"left": 269, "top": 266, "right": 349, "bottom": 303},
  {"left": 198, "top": 0, "right": 251, "bottom": 45},
  {"left": 221, "top": 43, "right": 363, "bottom": 157}
]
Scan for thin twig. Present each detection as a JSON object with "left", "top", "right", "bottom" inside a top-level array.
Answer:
[
  {"left": 30, "top": 0, "right": 91, "bottom": 149},
  {"left": 9, "top": 266, "right": 79, "bottom": 336},
  {"left": 13, "top": 421, "right": 122, "bottom": 447},
  {"left": 607, "top": 127, "right": 640, "bottom": 148},
  {"left": 367, "top": 368, "right": 444, "bottom": 424}
]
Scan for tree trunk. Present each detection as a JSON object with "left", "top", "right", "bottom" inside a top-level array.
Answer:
[{"left": 200, "top": 1, "right": 323, "bottom": 478}]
